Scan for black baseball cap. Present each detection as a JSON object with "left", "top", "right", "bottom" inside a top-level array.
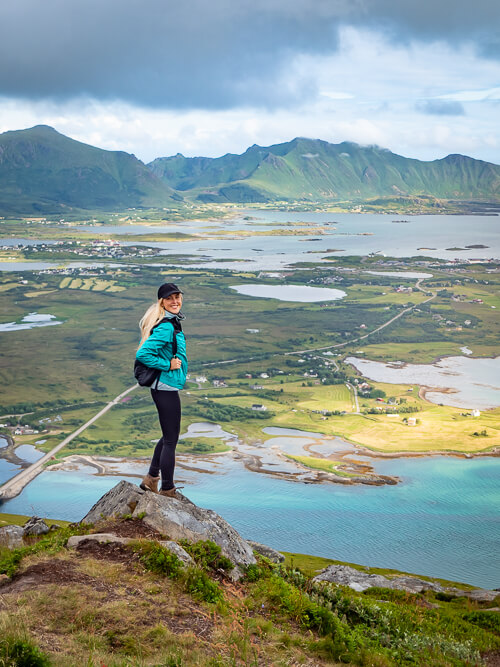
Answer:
[{"left": 158, "top": 283, "right": 184, "bottom": 299}]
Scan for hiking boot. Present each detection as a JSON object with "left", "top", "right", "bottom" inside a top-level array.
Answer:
[
  {"left": 140, "top": 474, "right": 160, "bottom": 493},
  {"left": 159, "top": 486, "right": 183, "bottom": 499}
]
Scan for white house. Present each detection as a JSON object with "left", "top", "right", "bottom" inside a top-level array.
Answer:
[
  {"left": 471, "top": 409, "right": 481, "bottom": 417},
  {"left": 252, "top": 404, "right": 267, "bottom": 411}
]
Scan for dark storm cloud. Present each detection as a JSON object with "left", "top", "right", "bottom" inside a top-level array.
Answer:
[
  {"left": 416, "top": 100, "right": 465, "bottom": 116},
  {"left": 0, "top": 0, "right": 498, "bottom": 109}
]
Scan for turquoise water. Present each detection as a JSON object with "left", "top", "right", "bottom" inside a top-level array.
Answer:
[{"left": 2, "top": 455, "right": 499, "bottom": 589}]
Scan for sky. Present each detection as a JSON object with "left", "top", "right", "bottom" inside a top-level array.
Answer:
[{"left": 0, "top": 0, "right": 499, "bottom": 164}]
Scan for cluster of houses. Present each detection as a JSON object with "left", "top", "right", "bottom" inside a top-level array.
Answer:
[
  {"left": 13, "top": 426, "right": 39, "bottom": 436},
  {"left": 2, "top": 413, "right": 65, "bottom": 438}
]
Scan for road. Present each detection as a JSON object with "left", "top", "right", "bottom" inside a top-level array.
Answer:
[
  {"left": 0, "top": 384, "right": 139, "bottom": 502},
  {"left": 287, "top": 288, "right": 436, "bottom": 356},
  {"left": 346, "top": 382, "right": 360, "bottom": 413}
]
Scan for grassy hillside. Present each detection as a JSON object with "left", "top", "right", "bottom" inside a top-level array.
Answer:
[
  {"left": 1, "top": 515, "right": 498, "bottom": 666},
  {"left": 149, "top": 137, "right": 500, "bottom": 204},
  {"left": 0, "top": 125, "right": 177, "bottom": 214}
]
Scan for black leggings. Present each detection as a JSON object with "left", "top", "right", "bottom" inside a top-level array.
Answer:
[{"left": 148, "top": 389, "right": 181, "bottom": 491}]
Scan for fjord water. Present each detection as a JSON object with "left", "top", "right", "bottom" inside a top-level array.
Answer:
[
  {"left": 346, "top": 356, "right": 500, "bottom": 409},
  {"left": 2, "top": 213, "right": 498, "bottom": 273},
  {"left": 2, "top": 453, "right": 499, "bottom": 589}
]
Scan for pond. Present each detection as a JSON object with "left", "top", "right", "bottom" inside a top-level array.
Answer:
[
  {"left": 0, "top": 313, "right": 62, "bottom": 332},
  {"left": 229, "top": 284, "right": 346, "bottom": 302}
]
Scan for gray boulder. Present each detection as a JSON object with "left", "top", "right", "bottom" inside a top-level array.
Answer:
[
  {"left": 461, "top": 588, "right": 499, "bottom": 603},
  {"left": 313, "top": 564, "right": 444, "bottom": 593},
  {"left": 313, "top": 564, "right": 498, "bottom": 601},
  {"left": 159, "top": 540, "right": 194, "bottom": 566},
  {"left": 78, "top": 481, "right": 256, "bottom": 577},
  {"left": 132, "top": 490, "right": 256, "bottom": 572},
  {"left": 0, "top": 525, "right": 24, "bottom": 549},
  {"left": 81, "top": 480, "right": 144, "bottom": 524},
  {"left": 23, "top": 517, "right": 49, "bottom": 536},
  {"left": 248, "top": 540, "right": 285, "bottom": 563}
]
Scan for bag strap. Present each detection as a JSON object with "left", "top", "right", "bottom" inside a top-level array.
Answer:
[{"left": 150, "top": 317, "right": 178, "bottom": 356}]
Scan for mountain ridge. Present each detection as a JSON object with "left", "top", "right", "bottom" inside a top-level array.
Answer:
[
  {"left": 148, "top": 137, "right": 500, "bottom": 201},
  {"left": 0, "top": 126, "right": 499, "bottom": 213},
  {"left": 149, "top": 136, "right": 500, "bottom": 204}
]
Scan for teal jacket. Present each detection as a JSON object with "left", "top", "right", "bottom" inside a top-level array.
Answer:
[{"left": 135, "top": 315, "right": 188, "bottom": 390}]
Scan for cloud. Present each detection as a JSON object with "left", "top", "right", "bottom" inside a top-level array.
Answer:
[
  {"left": 416, "top": 100, "right": 465, "bottom": 116},
  {"left": 320, "top": 91, "right": 354, "bottom": 100},
  {"left": 0, "top": 0, "right": 499, "bottom": 110},
  {"left": 1, "top": 92, "right": 499, "bottom": 166},
  {"left": 437, "top": 87, "right": 500, "bottom": 102}
]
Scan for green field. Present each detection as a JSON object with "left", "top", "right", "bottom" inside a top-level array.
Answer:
[{"left": 0, "top": 222, "right": 499, "bottom": 459}]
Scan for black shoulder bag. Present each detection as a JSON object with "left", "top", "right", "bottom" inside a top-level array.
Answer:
[{"left": 134, "top": 318, "right": 178, "bottom": 387}]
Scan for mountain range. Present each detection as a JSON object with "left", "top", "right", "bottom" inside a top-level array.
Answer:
[{"left": 1, "top": 125, "right": 499, "bottom": 214}]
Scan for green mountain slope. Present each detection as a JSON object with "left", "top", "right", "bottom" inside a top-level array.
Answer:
[
  {"left": 149, "top": 137, "right": 500, "bottom": 203},
  {"left": 0, "top": 125, "right": 176, "bottom": 214}
]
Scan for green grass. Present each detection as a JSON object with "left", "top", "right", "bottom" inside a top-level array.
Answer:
[
  {"left": 177, "top": 437, "right": 231, "bottom": 454},
  {"left": 284, "top": 453, "right": 352, "bottom": 476},
  {"left": 0, "top": 512, "right": 70, "bottom": 529}
]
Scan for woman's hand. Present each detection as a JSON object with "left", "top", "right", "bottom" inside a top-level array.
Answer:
[{"left": 170, "top": 357, "right": 182, "bottom": 371}]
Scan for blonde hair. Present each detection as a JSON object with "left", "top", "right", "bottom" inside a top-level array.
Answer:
[{"left": 138, "top": 299, "right": 166, "bottom": 348}]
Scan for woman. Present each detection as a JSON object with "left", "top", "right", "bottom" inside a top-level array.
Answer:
[{"left": 136, "top": 282, "right": 188, "bottom": 497}]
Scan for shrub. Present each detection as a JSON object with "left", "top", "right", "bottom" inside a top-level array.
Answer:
[
  {"left": 181, "top": 540, "right": 233, "bottom": 573},
  {"left": 463, "top": 611, "right": 500, "bottom": 633},
  {"left": 243, "top": 563, "right": 265, "bottom": 582},
  {"left": 0, "top": 637, "right": 51, "bottom": 667},
  {"left": 184, "top": 567, "right": 224, "bottom": 604},
  {"left": 132, "top": 541, "right": 182, "bottom": 579},
  {"left": 0, "top": 547, "right": 24, "bottom": 578}
]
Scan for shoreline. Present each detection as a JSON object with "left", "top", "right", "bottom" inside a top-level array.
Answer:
[{"left": 37, "top": 437, "right": 500, "bottom": 490}]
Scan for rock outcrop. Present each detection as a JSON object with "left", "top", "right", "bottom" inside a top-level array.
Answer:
[
  {"left": 81, "top": 481, "right": 256, "bottom": 577},
  {"left": 23, "top": 516, "right": 50, "bottom": 536},
  {"left": 313, "top": 564, "right": 499, "bottom": 602},
  {"left": 247, "top": 540, "right": 285, "bottom": 563},
  {"left": 314, "top": 564, "right": 443, "bottom": 593},
  {"left": 82, "top": 482, "right": 144, "bottom": 523},
  {"left": 0, "top": 525, "right": 24, "bottom": 549},
  {"left": 0, "top": 517, "right": 55, "bottom": 548}
]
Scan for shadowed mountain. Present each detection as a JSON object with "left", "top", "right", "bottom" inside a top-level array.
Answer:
[
  {"left": 148, "top": 138, "right": 500, "bottom": 204},
  {"left": 0, "top": 125, "right": 177, "bottom": 214}
]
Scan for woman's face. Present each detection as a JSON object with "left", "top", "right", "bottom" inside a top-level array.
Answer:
[{"left": 162, "top": 292, "right": 183, "bottom": 314}]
